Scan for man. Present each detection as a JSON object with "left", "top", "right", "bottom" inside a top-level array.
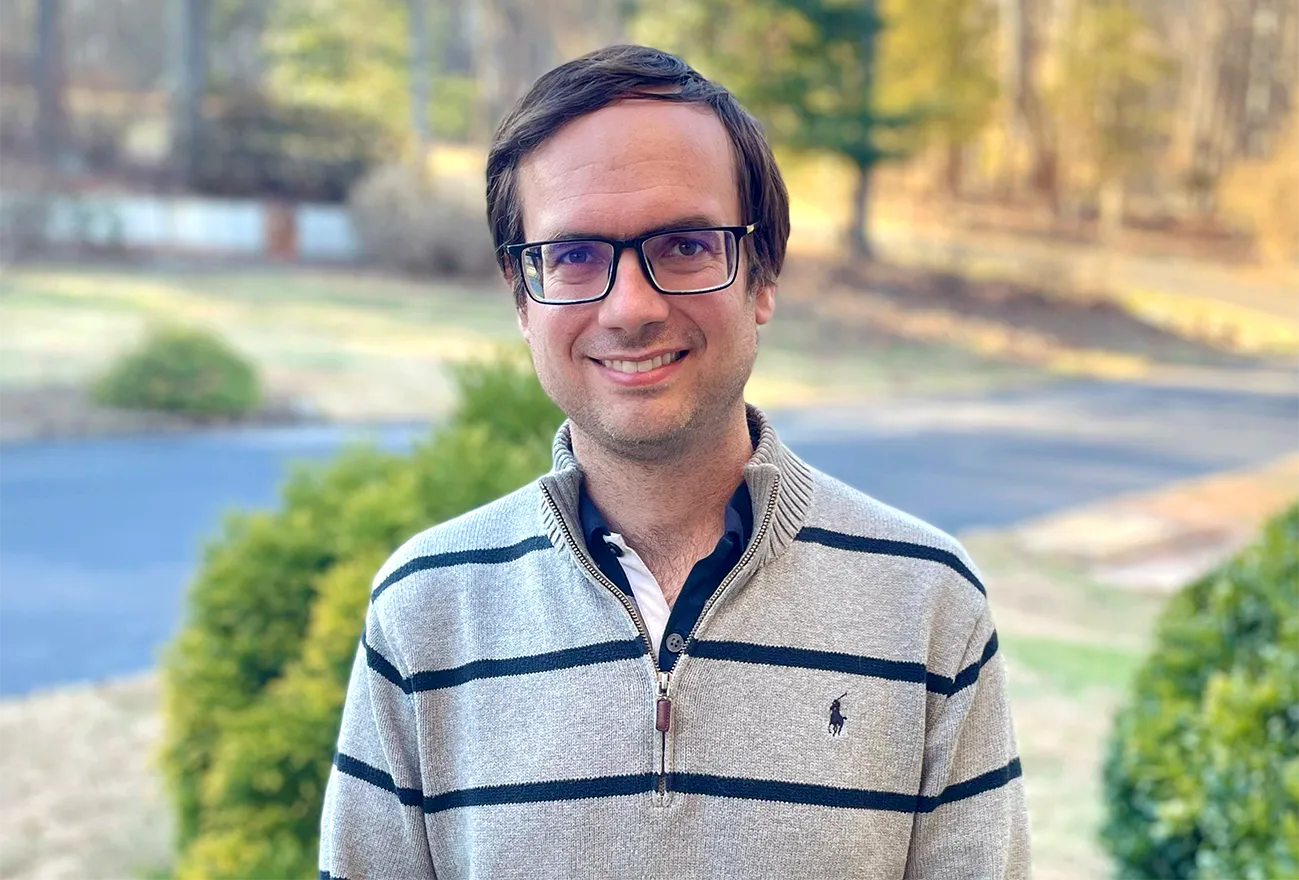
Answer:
[{"left": 321, "top": 44, "right": 1030, "bottom": 879}]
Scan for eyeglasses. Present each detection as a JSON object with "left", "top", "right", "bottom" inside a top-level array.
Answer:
[{"left": 503, "top": 224, "right": 757, "bottom": 305}]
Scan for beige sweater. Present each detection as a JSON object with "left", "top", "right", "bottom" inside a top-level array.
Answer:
[{"left": 321, "top": 406, "right": 1032, "bottom": 879}]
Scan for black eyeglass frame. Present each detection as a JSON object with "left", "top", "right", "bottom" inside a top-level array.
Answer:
[{"left": 502, "top": 223, "right": 759, "bottom": 305}]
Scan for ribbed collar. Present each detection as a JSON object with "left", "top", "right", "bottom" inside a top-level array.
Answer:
[{"left": 538, "top": 404, "right": 815, "bottom": 574}]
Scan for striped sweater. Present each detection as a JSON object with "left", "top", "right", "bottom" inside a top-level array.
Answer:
[{"left": 320, "top": 406, "right": 1031, "bottom": 879}]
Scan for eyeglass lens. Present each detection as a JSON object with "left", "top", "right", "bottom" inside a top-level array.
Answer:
[{"left": 521, "top": 229, "right": 738, "bottom": 302}]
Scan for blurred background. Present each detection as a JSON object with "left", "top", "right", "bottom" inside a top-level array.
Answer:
[{"left": 0, "top": 1, "right": 1296, "bottom": 878}]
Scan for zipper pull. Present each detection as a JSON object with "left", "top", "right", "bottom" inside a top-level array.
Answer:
[{"left": 655, "top": 671, "right": 672, "bottom": 732}]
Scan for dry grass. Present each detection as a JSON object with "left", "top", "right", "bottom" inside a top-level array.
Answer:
[
  {"left": 0, "top": 674, "right": 172, "bottom": 880},
  {"left": 964, "top": 530, "right": 1168, "bottom": 879},
  {"left": 0, "top": 264, "right": 1038, "bottom": 430}
]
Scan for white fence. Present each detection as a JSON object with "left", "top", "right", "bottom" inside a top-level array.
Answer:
[{"left": 12, "top": 192, "right": 361, "bottom": 262}]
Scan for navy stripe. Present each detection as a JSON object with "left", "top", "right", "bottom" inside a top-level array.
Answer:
[
  {"left": 336, "top": 753, "right": 1022, "bottom": 815},
  {"left": 689, "top": 638, "right": 1001, "bottom": 697},
  {"left": 333, "top": 752, "right": 423, "bottom": 807},
  {"left": 689, "top": 640, "right": 928, "bottom": 686},
  {"left": 924, "top": 632, "right": 1000, "bottom": 696},
  {"left": 320, "top": 872, "right": 347, "bottom": 880},
  {"left": 672, "top": 773, "right": 919, "bottom": 811},
  {"left": 795, "top": 527, "right": 985, "bottom": 596},
  {"left": 363, "top": 636, "right": 408, "bottom": 691},
  {"left": 918, "top": 757, "right": 1023, "bottom": 812},
  {"left": 673, "top": 757, "right": 1022, "bottom": 813},
  {"left": 366, "top": 638, "right": 645, "bottom": 694},
  {"left": 371, "top": 535, "right": 552, "bottom": 601},
  {"left": 426, "top": 773, "right": 656, "bottom": 814}
]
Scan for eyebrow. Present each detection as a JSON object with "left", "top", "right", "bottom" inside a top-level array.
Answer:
[{"left": 539, "top": 214, "right": 724, "bottom": 243}]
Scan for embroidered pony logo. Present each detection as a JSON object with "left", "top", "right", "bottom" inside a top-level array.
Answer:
[{"left": 828, "top": 692, "right": 848, "bottom": 736}]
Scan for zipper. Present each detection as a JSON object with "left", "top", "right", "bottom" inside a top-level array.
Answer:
[
  {"left": 539, "top": 472, "right": 782, "bottom": 805},
  {"left": 656, "top": 670, "right": 672, "bottom": 797},
  {"left": 540, "top": 483, "right": 668, "bottom": 803},
  {"left": 652, "top": 471, "right": 780, "bottom": 804}
]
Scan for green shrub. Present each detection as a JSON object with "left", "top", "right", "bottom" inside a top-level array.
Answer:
[
  {"left": 93, "top": 326, "right": 261, "bottom": 419},
  {"left": 160, "top": 353, "right": 562, "bottom": 879},
  {"left": 1101, "top": 503, "right": 1299, "bottom": 879}
]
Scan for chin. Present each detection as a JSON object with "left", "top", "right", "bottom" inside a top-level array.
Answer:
[{"left": 578, "top": 404, "right": 697, "bottom": 460}]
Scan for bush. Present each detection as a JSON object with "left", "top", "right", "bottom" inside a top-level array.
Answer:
[
  {"left": 160, "top": 353, "right": 562, "bottom": 879},
  {"left": 93, "top": 326, "right": 261, "bottom": 419},
  {"left": 193, "top": 94, "right": 391, "bottom": 203},
  {"left": 348, "top": 162, "right": 498, "bottom": 277},
  {"left": 1101, "top": 503, "right": 1299, "bottom": 879}
]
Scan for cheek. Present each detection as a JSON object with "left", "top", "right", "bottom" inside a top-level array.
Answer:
[{"left": 531, "top": 311, "right": 588, "bottom": 360}]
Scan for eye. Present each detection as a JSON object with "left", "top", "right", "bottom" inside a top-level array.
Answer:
[
  {"left": 547, "top": 242, "right": 606, "bottom": 268},
  {"left": 656, "top": 235, "right": 718, "bottom": 259}
]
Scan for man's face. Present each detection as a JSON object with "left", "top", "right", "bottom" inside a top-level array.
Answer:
[{"left": 514, "top": 99, "right": 775, "bottom": 461}]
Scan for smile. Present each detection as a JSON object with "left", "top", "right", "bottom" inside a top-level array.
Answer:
[{"left": 595, "top": 350, "right": 687, "bottom": 374}]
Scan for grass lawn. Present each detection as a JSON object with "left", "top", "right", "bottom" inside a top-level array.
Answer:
[
  {"left": 0, "top": 263, "right": 1041, "bottom": 423},
  {"left": 963, "top": 530, "right": 1168, "bottom": 880}
]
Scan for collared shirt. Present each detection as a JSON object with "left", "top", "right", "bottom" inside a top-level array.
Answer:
[{"left": 578, "top": 480, "right": 753, "bottom": 672}]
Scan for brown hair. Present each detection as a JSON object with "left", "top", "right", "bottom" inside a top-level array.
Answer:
[{"left": 486, "top": 44, "right": 790, "bottom": 308}]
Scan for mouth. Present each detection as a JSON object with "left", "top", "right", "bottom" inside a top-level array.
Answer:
[{"left": 592, "top": 350, "right": 689, "bottom": 374}]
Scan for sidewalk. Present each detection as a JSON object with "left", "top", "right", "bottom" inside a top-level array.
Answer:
[{"left": 1009, "top": 453, "right": 1299, "bottom": 591}]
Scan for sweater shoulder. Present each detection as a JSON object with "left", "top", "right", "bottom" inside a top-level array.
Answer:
[
  {"left": 804, "top": 466, "right": 965, "bottom": 553},
  {"left": 369, "top": 479, "right": 546, "bottom": 604},
  {"left": 800, "top": 465, "right": 987, "bottom": 611}
]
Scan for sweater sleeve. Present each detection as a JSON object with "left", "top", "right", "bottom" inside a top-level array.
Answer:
[
  {"left": 904, "top": 606, "right": 1032, "bottom": 879},
  {"left": 320, "top": 606, "right": 437, "bottom": 880}
]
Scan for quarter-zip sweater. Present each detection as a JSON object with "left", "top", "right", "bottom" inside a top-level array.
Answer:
[{"left": 320, "top": 406, "right": 1031, "bottom": 880}]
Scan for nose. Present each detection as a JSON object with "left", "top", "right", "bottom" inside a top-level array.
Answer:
[{"left": 597, "top": 246, "right": 670, "bottom": 334}]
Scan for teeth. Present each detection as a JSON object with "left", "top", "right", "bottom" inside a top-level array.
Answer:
[{"left": 600, "top": 351, "right": 682, "bottom": 374}]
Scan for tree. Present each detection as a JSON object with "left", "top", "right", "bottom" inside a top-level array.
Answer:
[
  {"left": 169, "top": 0, "right": 211, "bottom": 187},
  {"left": 1046, "top": 0, "right": 1169, "bottom": 234},
  {"left": 262, "top": 0, "right": 408, "bottom": 132},
  {"left": 408, "top": 0, "right": 432, "bottom": 153},
  {"left": 638, "top": 0, "right": 917, "bottom": 260},
  {"left": 876, "top": 0, "right": 998, "bottom": 196},
  {"left": 33, "top": 0, "right": 68, "bottom": 161},
  {"left": 261, "top": 0, "right": 483, "bottom": 146}
]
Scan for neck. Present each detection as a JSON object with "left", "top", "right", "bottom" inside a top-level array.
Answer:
[{"left": 572, "top": 406, "right": 754, "bottom": 556}]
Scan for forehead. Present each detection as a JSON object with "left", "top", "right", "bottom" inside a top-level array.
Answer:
[{"left": 517, "top": 99, "right": 741, "bottom": 241}]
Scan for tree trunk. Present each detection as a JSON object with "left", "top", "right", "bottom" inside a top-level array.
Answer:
[
  {"left": 944, "top": 139, "right": 964, "bottom": 197},
  {"left": 34, "top": 0, "right": 68, "bottom": 163},
  {"left": 848, "top": 161, "right": 874, "bottom": 260},
  {"left": 409, "top": 0, "right": 432, "bottom": 157},
  {"left": 1174, "top": 0, "right": 1223, "bottom": 211},
  {"left": 169, "top": 0, "right": 209, "bottom": 188},
  {"left": 849, "top": 0, "right": 878, "bottom": 261},
  {"left": 998, "top": 0, "right": 1057, "bottom": 209}
]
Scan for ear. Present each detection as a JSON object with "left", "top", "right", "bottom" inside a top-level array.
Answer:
[
  {"left": 516, "top": 300, "right": 532, "bottom": 342},
  {"left": 754, "top": 280, "right": 776, "bottom": 326},
  {"left": 502, "top": 259, "right": 532, "bottom": 340}
]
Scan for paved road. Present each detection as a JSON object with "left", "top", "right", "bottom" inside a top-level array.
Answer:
[{"left": 1, "top": 380, "right": 1295, "bottom": 696}]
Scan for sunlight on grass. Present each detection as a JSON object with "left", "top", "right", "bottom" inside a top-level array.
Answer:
[
  {"left": 1113, "top": 285, "right": 1299, "bottom": 355},
  {"left": 1002, "top": 633, "right": 1144, "bottom": 696},
  {"left": 1, "top": 264, "right": 1040, "bottom": 420}
]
